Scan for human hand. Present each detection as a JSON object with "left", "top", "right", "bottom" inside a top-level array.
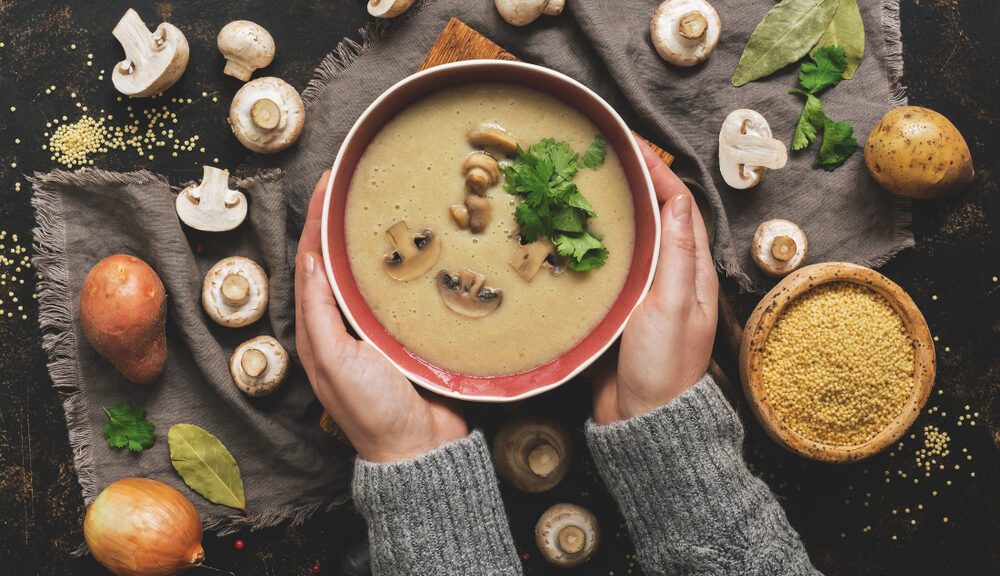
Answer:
[
  {"left": 592, "top": 138, "right": 718, "bottom": 425},
  {"left": 295, "top": 171, "right": 469, "bottom": 463}
]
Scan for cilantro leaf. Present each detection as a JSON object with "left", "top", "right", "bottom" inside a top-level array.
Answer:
[
  {"left": 790, "top": 91, "right": 826, "bottom": 151},
  {"left": 814, "top": 118, "right": 857, "bottom": 171},
  {"left": 569, "top": 246, "right": 609, "bottom": 271},
  {"left": 515, "top": 202, "right": 548, "bottom": 242},
  {"left": 564, "top": 188, "right": 596, "bottom": 217},
  {"left": 555, "top": 232, "right": 604, "bottom": 261},
  {"left": 799, "top": 46, "right": 847, "bottom": 95},
  {"left": 103, "top": 402, "right": 155, "bottom": 452},
  {"left": 551, "top": 206, "right": 587, "bottom": 233},
  {"left": 581, "top": 135, "right": 607, "bottom": 169},
  {"left": 529, "top": 139, "right": 578, "bottom": 181}
]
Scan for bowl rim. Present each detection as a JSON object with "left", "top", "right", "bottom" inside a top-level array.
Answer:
[
  {"left": 739, "top": 262, "right": 936, "bottom": 463},
  {"left": 320, "top": 59, "right": 659, "bottom": 402}
]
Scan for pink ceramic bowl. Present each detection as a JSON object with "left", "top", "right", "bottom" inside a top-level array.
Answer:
[{"left": 321, "top": 60, "right": 659, "bottom": 402}]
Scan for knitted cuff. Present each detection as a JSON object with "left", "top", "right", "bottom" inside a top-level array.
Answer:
[{"left": 353, "top": 430, "right": 522, "bottom": 576}]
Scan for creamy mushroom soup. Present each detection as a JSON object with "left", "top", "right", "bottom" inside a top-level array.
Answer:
[{"left": 344, "top": 83, "right": 636, "bottom": 376}]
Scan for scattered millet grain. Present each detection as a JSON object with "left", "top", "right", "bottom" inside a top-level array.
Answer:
[{"left": 760, "top": 282, "right": 915, "bottom": 446}]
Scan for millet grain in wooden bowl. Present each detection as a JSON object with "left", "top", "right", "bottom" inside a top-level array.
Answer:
[{"left": 739, "top": 262, "right": 936, "bottom": 463}]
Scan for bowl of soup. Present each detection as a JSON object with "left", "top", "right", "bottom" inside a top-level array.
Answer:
[{"left": 321, "top": 60, "right": 659, "bottom": 401}]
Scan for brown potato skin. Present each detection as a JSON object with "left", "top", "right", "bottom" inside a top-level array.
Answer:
[
  {"left": 864, "top": 106, "right": 974, "bottom": 199},
  {"left": 79, "top": 255, "right": 167, "bottom": 385}
]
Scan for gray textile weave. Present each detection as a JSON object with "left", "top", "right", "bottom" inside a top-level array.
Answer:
[{"left": 32, "top": 0, "right": 907, "bottom": 536}]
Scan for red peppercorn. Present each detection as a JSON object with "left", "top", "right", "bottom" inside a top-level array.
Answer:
[
  {"left": 234, "top": 539, "right": 244, "bottom": 550},
  {"left": 311, "top": 563, "right": 322, "bottom": 574},
  {"left": 195, "top": 244, "right": 205, "bottom": 254}
]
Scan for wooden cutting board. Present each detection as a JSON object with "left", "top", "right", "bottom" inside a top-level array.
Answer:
[{"left": 418, "top": 18, "right": 675, "bottom": 166}]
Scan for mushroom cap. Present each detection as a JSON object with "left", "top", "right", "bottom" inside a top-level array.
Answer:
[
  {"left": 217, "top": 20, "right": 275, "bottom": 81},
  {"left": 495, "top": 0, "right": 551, "bottom": 26},
  {"left": 510, "top": 237, "right": 563, "bottom": 282},
  {"left": 202, "top": 256, "right": 269, "bottom": 327},
  {"left": 465, "top": 195, "right": 492, "bottom": 234},
  {"left": 718, "top": 109, "right": 788, "bottom": 190},
  {"left": 535, "top": 503, "right": 600, "bottom": 567},
  {"left": 175, "top": 166, "right": 247, "bottom": 232},
  {"left": 752, "top": 219, "right": 808, "bottom": 277},
  {"left": 230, "top": 335, "right": 288, "bottom": 397},
  {"left": 111, "top": 9, "right": 189, "bottom": 97},
  {"left": 492, "top": 416, "right": 572, "bottom": 493},
  {"left": 382, "top": 221, "right": 443, "bottom": 281},
  {"left": 229, "top": 77, "right": 305, "bottom": 154},
  {"left": 467, "top": 123, "right": 523, "bottom": 157},
  {"left": 651, "top": 0, "right": 721, "bottom": 67},
  {"left": 367, "top": 0, "right": 417, "bottom": 18},
  {"left": 436, "top": 269, "right": 503, "bottom": 318},
  {"left": 463, "top": 152, "right": 502, "bottom": 195}
]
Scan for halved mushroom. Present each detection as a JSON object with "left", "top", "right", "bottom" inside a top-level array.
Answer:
[
  {"left": 495, "top": 0, "right": 565, "bottom": 26},
  {"left": 536, "top": 503, "right": 600, "bottom": 567},
  {"left": 217, "top": 20, "right": 275, "bottom": 81},
  {"left": 367, "top": 0, "right": 416, "bottom": 18},
  {"left": 436, "top": 269, "right": 502, "bottom": 318},
  {"left": 510, "top": 237, "right": 566, "bottom": 281},
  {"left": 175, "top": 166, "right": 247, "bottom": 232},
  {"left": 202, "top": 256, "right": 268, "bottom": 327},
  {"left": 230, "top": 335, "right": 288, "bottom": 397},
  {"left": 383, "top": 221, "right": 442, "bottom": 281},
  {"left": 719, "top": 109, "right": 788, "bottom": 190},
  {"left": 462, "top": 153, "right": 502, "bottom": 195},
  {"left": 229, "top": 77, "right": 305, "bottom": 154},
  {"left": 467, "top": 123, "right": 523, "bottom": 157},
  {"left": 650, "top": 0, "right": 721, "bottom": 67},
  {"left": 492, "top": 417, "right": 572, "bottom": 493},
  {"left": 111, "top": 9, "right": 189, "bottom": 97},
  {"left": 450, "top": 195, "right": 493, "bottom": 233},
  {"left": 752, "top": 219, "right": 808, "bottom": 277}
]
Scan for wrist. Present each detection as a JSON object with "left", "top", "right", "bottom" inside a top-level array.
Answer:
[{"left": 359, "top": 424, "right": 469, "bottom": 464}]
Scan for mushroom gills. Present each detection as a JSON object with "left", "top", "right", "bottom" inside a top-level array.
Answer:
[
  {"left": 436, "top": 269, "right": 502, "bottom": 318},
  {"left": 382, "top": 220, "right": 442, "bottom": 281},
  {"left": 510, "top": 238, "right": 565, "bottom": 281}
]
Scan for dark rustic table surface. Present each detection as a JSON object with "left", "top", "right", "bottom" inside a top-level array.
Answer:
[{"left": 1, "top": 1, "right": 997, "bottom": 575}]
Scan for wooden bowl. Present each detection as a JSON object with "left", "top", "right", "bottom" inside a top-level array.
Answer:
[{"left": 739, "top": 262, "right": 936, "bottom": 463}]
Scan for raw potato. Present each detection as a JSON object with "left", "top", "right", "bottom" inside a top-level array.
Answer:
[
  {"left": 80, "top": 255, "right": 167, "bottom": 385},
  {"left": 864, "top": 106, "right": 974, "bottom": 198}
]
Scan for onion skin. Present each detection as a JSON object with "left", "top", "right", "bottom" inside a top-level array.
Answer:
[{"left": 84, "top": 478, "right": 204, "bottom": 576}]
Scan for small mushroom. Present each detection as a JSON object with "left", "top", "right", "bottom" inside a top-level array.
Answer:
[
  {"left": 436, "top": 269, "right": 502, "bottom": 318},
  {"left": 367, "top": 0, "right": 416, "bottom": 18},
  {"left": 202, "top": 256, "right": 268, "bottom": 327},
  {"left": 111, "top": 8, "right": 189, "bottom": 97},
  {"left": 230, "top": 335, "right": 288, "bottom": 397},
  {"left": 467, "top": 123, "right": 523, "bottom": 157},
  {"left": 510, "top": 238, "right": 565, "bottom": 281},
  {"left": 752, "top": 219, "right": 808, "bottom": 277},
  {"left": 175, "top": 166, "right": 247, "bottom": 232},
  {"left": 217, "top": 20, "right": 275, "bottom": 81},
  {"left": 495, "top": 0, "right": 566, "bottom": 26},
  {"left": 535, "top": 503, "right": 600, "bottom": 567},
  {"left": 462, "top": 153, "right": 502, "bottom": 195},
  {"left": 492, "top": 416, "right": 572, "bottom": 492},
  {"left": 229, "top": 77, "right": 305, "bottom": 154},
  {"left": 383, "top": 221, "right": 442, "bottom": 281},
  {"left": 718, "top": 109, "right": 788, "bottom": 190},
  {"left": 650, "top": 0, "right": 721, "bottom": 67},
  {"left": 450, "top": 195, "right": 493, "bottom": 233}
]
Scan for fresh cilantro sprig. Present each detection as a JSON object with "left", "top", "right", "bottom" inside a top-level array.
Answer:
[
  {"left": 505, "top": 137, "right": 608, "bottom": 271},
  {"left": 103, "top": 401, "right": 155, "bottom": 452},
  {"left": 789, "top": 46, "right": 857, "bottom": 171}
]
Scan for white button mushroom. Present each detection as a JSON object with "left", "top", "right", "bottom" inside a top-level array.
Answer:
[
  {"left": 752, "top": 219, "right": 808, "bottom": 277},
  {"left": 230, "top": 335, "right": 288, "bottom": 397},
  {"left": 382, "top": 221, "right": 443, "bottom": 281},
  {"left": 436, "top": 269, "right": 503, "bottom": 318},
  {"left": 229, "top": 77, "right": 305, "bottom": 154},
  {"left": 467, "top": 123, "right": 523, "bottom": 157},
  {"left": 536, "top": 503, "right": 600, "bottom": 567},
  {"left": 509, "top": 238, "right": 566, "bottom": 282},
  {"left": 495, "top": 0, "right": 566, "bottom": 26},
  {"left": 367, "top": 0, "right": 416, "bottom": 18},
  {"left": 462, "top": 152, "right": 502, "bottom": 196},
  {"left": 217, "top": 20, "right": 275, "bottom": 81},
  {"left": 492, "top": 417, "right": 572, "bottom": 493},
  {"left": 718, "top": 109, "right": 788, "bottom": 190},
  {"left": 202, "top": 256, "right": 269, "bottom": 327},
  {"left": 175, "top": 166, "right": 247, "bottom": 232},
  {"left": 650, "top": 0, "right": 721, "bottom": 67},
  {"left": 111, "top": 8, "right": 189, "bottom": 97}
]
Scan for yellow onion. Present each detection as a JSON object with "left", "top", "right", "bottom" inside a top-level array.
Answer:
[{"left": 84, "top": 478, "right": 205, "bottom": 576}]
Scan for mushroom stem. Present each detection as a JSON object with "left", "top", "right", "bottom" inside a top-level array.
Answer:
[
  {"left": 250, "top": 98, "right": 281, "bottom": 130},
  {"left": 731, "top": 134, "right": 789, "bottom": 169},
  {"left": 678, "top": 11, "right": 707, "bottom": 39},
  {"left": 113, "top": 9, "right": 157, "bottom": 73},
  {"left": 241, "top": 348, "right": 268, "bottom": 378},
  {"left": 527, "top": 443, "right": 559, "bottom": 477},
  {"left": 221, "top": 273, "right": 250, "bottom": 306},
  {"left": 558, "top": 526, "right": 586, "bottom": 554},
  {"left": 386, "top": 221, "right": 419, "bottom": 259},
  {"left": 194, "top": 166, "right": 233, "bottom": 210},
  {"left": 771, "top": 236, "right": 796, "bottom": 261}
]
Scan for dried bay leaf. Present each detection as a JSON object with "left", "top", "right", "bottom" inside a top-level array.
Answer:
[
  {"left": 811, "top": 0, "right": 865, "bottom": 79},
  {"left": 732, "top": 0, "right": 839, "bottom": 87},
  {"left": 168, "top": 423, "right": 247, "bottom": 515}
]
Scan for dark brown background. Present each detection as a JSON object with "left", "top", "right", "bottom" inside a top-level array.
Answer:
[{"left": 0, "top": 1, "right": 997, "bottom": 574}]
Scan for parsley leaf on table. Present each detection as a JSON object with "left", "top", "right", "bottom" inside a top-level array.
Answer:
[
  {"left": 581, "top": 135, "right": 607, "bottom": 168},
  {"left": 789, "top": 45, "right": 857, "bottom": 170},
  {"left": 790, "top": 91, "right": 826, "bottom": 151},
  {"left": 798, "top": 45, "right": 847, "bottom": 95},
  {"left": 103, "top": 401, "right": 155, "bottom": 452},
  {"left": 814, "top": 118, "right": 857, "bottom": 171}
]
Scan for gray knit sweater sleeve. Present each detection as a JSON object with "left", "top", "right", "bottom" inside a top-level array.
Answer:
[
  {"left": 352, "top": 430, "right": 523, "bottom": 576},
  {"left": 586, "top": 375, "right": 822, "bottom": 576}
]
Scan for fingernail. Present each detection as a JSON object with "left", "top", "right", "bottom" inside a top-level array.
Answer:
[
  {"left": 303, "top": 253, "right": 315, "bottom": 278},
  {"left": 672, "top": 194, "right": 692, "bottom": 223}
]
